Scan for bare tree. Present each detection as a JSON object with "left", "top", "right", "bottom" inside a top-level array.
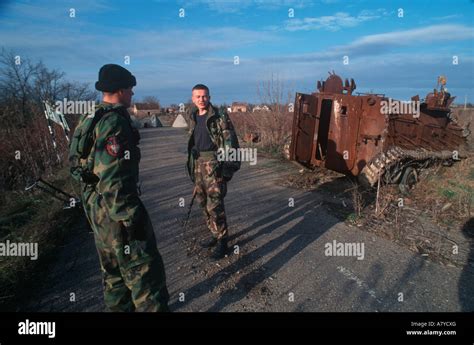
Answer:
[
  {"left": 61, "top": 81, "right": 98, "bottom": 102},
  {"left": 0, "top": 49, "right": 98, "bottom": 191},
  {"left": 141, "top": 96, "right": 160, "bottom": 109},
  {"left": 0, "top": 49, "right": 98, "bottom": 127},
  {"left": 32, "top": 62, "right": 65, "bottom": 103},
  {"left": 249, "top": 73, "right": 294, "bottom": 148},
  {"left": 0, "top": 49, "right": 38, "bottom": 125}
]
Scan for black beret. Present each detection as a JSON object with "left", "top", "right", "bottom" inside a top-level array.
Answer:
[{"left": 95, "top": 64, "right": 136, "bottom": 92}]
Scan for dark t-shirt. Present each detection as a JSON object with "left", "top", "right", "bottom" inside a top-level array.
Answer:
[{"left": 194, "top": 113, "right": 216, "bottom": 152}]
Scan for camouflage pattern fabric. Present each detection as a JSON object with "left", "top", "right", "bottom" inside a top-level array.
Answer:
[
  {"left": 185, "top": 103, "right": 239, "bottom": 239},
  {"left": 71, "top": 103, "right": 169, "bottom": 312},
  {"left": 194, "top": 156, "right": 228, "bottom": 239},
  {"left": 186, "top": 103, "right": 240, "bottom": 183},
  {"left": 84, "top": 192, "right": 169, "bottom": 311}
]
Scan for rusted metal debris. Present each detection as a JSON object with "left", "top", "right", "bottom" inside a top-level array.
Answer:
[{"left": 288, "top": 72, "right": 469, "bottom": 190}]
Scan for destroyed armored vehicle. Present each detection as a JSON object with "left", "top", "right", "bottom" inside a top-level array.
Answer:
[{"left": 287, "top": 72, "right": 469, "bottom": 192}]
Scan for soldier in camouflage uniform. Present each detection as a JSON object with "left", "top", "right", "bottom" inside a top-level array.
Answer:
[
  {"left": 69, "top": 64, "right": 169, "bottom": 311},
  {"left": 186, "top": 84, "right": 240, "bottom": 260}
]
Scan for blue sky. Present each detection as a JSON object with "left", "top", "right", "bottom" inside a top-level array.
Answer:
[{"left": 0, "top": 0, "right": 473, "bottom": 105}]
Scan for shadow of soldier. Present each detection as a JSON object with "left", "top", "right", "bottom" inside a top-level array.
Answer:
[
  {"left": 458, "top": 217, "right": 474, "bottom": 311},
  {"left": 169, "top": 174, "right": 361, "bottom": 311},
  {"left": 169, "top": 136, "right": 380, "bottom": 311}
]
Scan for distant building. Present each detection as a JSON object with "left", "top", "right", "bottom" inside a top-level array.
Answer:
[
  {"left": 129, "top": 103, "right": 161, "bottom": 118},
  {"left": 231, "top": 102, "right": 248, "bottom": 113},
  {"left": 252, "top": 105, "right": 270, "bottom": 112}
]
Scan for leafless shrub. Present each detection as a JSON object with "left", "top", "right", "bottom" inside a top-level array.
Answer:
[
  {"left": 231, "top": 73, "right": 294, "bottom": 153},
  {"left": 0, "top": 49, "right": 97, "bottom": 191}
]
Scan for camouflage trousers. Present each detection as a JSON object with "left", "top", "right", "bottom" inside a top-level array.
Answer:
[
  {"left": 82, "top": 188, "right": 169, "bottom": 312},
  {"left": 194, "top": 155, "right": 228, "bottom": 239}
]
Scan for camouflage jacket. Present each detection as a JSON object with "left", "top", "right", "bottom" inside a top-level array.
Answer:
[
  {"left": 186, "top": 103, "right": 240, "bottom": 183},
  {"left": 82, "top": 103, "right": 143, "bottom": 228}
]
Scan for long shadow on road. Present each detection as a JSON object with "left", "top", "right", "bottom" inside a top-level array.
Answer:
[{"left": 169, "top": 178, "right": 345, "bottom": 312}]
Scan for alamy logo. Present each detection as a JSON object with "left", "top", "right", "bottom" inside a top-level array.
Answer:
[
  {"left": 380, "top": 98, "right": 420, "bottom": 118},
  {"left": 18, "top": 319, "right": 56, "bottom": 338},
  {"left": 55, "top": 98, "right": 95, "bottom": 115},
  {"left": 217, "top": 147, "right": 257, "bottom": 166},
  {"left": 325, "top": 240, "right": 365, "bottom": 260},
  {"left": 0, "top": 240, "right": 38, "bottom": 260}
]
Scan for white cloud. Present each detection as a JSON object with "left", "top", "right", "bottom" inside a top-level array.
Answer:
[
  {"left": 265, "top": 24, "right": 474, "bottom": 63},
  {"left": 285, "top": 8, "right": 388, "bottom": 31},
  {"left": 431, "top": 14, "right": 462, "bottom": 21},
  {"left": 352, "top": 24, "right": 474, "bottom": 47},
  {"left": 0, "top": 23, "right": 278, "bottom": 61},
  {"left": 177, "top": 0, "right": 312, "bottom": 14},
  {"left": 0, "top": 0, "right": 114, "bottom": 21}
]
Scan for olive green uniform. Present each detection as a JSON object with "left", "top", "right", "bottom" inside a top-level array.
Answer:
[
  {"left": 186, "top": 104, "right": 240, "bottom": 240},
  {"left": 71, "top": 103, "right": 169, "bottom": 312}
]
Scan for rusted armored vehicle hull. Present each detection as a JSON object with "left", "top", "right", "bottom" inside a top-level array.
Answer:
[{"left": 288, "top": 73, "right": 468, "bottom": 190}]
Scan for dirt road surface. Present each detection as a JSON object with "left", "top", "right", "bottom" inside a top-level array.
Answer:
[{"left": 23, "top": 127, "right": 474, "bottom": 312}]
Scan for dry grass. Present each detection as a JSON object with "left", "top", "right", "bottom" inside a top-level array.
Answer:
[
  {"left": 0, "top": 166, "right": 82, "bottom": 310},
  {"left": 356, "top": 155, "right": 474, "bottom": 267},
  {"left": 0, "top": 108, "right": 70, "bottom": 192},
  {"left": 230, "top": 110, "right": 293, "bottom": 156},
  {"left": 399, "top": 156, "right": 474, "bottom": 224},
  {"left": 279, "top": 152, "right": 473, "bottom": 267}
]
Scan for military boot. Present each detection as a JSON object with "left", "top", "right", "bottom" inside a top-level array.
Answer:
[
  {"left": 210, "top": 238, "right": 228, "bottom": 260},
  {"left": 199, "top": 236, "right": 218, "bottom": 248}
]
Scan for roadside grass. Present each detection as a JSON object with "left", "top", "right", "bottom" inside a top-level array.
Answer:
[
  {"left": 359, "top": 155, "right": 474, "bottom": 267},
  {"left": 420, "top": 156, "right": 473, "bottom": 223},
  {"left": 230, "top": 110, "right": 292, "bottom": 160},
  {"left": 279, "top": 153, "right": 473, "bottom": 267},
  {"left": 469, "top": 167, "right": 474, "bottom": 180},
  {"left": 0, "top": 167, "right": 82, "bottom": 310}
]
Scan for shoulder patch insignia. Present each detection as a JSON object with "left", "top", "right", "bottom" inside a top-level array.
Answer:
[{"left": 105, "top": 136, "right": 122, "bottom": 157}]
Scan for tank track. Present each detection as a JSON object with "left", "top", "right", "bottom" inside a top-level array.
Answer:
[{"left": 359, "top": 146, "right": 456, "bottom": 187}]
